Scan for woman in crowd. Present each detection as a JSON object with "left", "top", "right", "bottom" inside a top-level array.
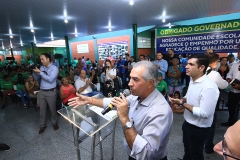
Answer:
[
  {"left": 103, "top": 60, "right": 117, "bottom": 97},
  {"left": 59, "top": 65, "right": 66, "bottom": 78},
  {"left": 170, "top": 91, "right": 184, "bottom": 113},
  {"left": 68, "top": 68, "right": 75, "bottom": 85},
  {"left": 217, "top": 57, "right": 229, "bottom": 80},
  {"left": 167, "top": 58, "right": 182, "bottom": 96},
  {"left": 25, "top": 75, "right": 40, "bottom": 107},
  {"left": 60, "top": 77, "right": 76, "bottom": 106},
  {"left": 89, "top": 68, "right": 100, "bottom": 91},
  {"left": 17, "top": 74, "right": 33, "bottom": 108},
  {"left": 86, "top": 64, "right": 91, "bottom": 75},
  {"left": 104, "top": 59, "right": 117, "bottom": 83}
]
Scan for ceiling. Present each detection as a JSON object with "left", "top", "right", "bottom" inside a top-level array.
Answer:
[{"left": 1, "top": 0, "right": 240, "bottom": 50}]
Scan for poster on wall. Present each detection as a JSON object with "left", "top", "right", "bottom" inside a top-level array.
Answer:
[
  {"left": 98, "top": 41, "right": 128, "bottom": 60},
  {"left": 77, "top": 44, "right": 89, "bottom": 53},
  {"left": 156, "top": 20, "right": 240, "bottom": 53}
]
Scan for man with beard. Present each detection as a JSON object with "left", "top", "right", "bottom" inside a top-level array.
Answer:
[{"left": 164, "top": 49, "right": 180, "bottom": 66}]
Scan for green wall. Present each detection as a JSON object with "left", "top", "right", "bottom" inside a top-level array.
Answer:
[
  {"left": 138, "top": 30, "right": 152, "bottom": 38},
  {"left": 54, "top": 47, "right": 67, "bottom": 57},
  {"left": 25, "top": 47, "right": 55, "bottom": 56}
]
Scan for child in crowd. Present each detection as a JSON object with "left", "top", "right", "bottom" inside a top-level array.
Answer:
[
  {"left": 156, "top": 72, "right": 168, "bottom": 98},
  {"left": 16, "top": 74, "right": 33, "bottom": 108},
  {"left": 170, "top": 91, "right": 184, "bottom": 113},
  {"left": 89, "top": 68, "right": 100, "bottom": 91}
]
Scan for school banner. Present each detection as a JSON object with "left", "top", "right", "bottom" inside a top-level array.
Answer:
[{"left": 156, "top": 20, "right": 240, "bottom": 53}]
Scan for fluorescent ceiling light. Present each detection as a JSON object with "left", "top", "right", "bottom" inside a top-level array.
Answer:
[
  {"left": 129, "top": 0, "right": 134, "bottom": 5},
  {"left": 162, "top": 19, "right": 165, "bottom": 23},
  {"left": 74, "top": 27, "right": 78, "bottom": 36},
  {"left": 34, "top": 35, "right": 37, "bottom": 43},
  {"left": 10, "top": 40, "right": 13, "bottom": 48},
  {"left": 36, "top": 39, "right": 66, "bottom": 48},
  {"left": 162, "top": 10, "right": 166, "bottom": 17},
  {"left": 63, "top": 9, "right": 67, "bottom": 17},
  {"left": 64, "top": 19, "right": 68, "bottom": 23},
  {"left": 1, "top": 41, "right": 4, "bottom": 50},
  {"left": 20, "top": 37, "right": 23, "bottom": 46}
]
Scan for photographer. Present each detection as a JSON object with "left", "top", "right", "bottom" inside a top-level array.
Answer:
[{"left": 32, "top": 53, "right": 59, "bottom": 134}]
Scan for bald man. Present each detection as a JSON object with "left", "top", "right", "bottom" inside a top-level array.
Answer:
[{"left": 214, "top": 120, "right": 240, "bottom": 159}]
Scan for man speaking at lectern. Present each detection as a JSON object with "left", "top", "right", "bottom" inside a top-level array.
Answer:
[{"left": 69, "top": 61, "right": 173, "bottom": 160}]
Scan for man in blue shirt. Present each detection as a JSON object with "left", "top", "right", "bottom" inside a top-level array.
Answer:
[
  {"left": 52, "top": 57, "right": 59, "bottom": 68},
  {"left": 33, "top": 53, "right": 59, "bottom": 134},
  {"left": 117, "top": 55, "right": 125, "bottom": 87},
  {"left": 154, "top": 52, "right": 168, "bottom": 80},
  {"left": 180, "top": 54, "right": 190, "bottom": 86}
]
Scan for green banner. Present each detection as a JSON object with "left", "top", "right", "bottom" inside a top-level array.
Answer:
[{"left": 156, "top": 20, "right": 240, "bottom": 37}]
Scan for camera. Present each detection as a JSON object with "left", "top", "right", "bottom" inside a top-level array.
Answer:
[{"left": 30, "top": 64, "right": 36, "bottom": 69}]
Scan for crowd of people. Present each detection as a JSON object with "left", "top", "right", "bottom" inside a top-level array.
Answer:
[{"left": 0, "top": 50, "right": 240, "bottom": 160}]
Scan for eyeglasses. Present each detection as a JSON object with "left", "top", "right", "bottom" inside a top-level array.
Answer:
[{"left": 222, "top": 138, "right": 240, "bottom": 160}]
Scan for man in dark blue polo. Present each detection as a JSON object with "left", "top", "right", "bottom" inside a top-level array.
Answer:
[{"left": 33, "top": 53, "right": 59, "bottom": 134}]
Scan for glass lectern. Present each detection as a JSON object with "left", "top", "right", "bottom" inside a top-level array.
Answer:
[{"left": 57, "top": 94, "right": 118, "bottom": 160}]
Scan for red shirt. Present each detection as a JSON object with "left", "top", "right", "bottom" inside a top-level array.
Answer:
[{"left": 60, "top": 84, "right": 76, "bottom": 104}]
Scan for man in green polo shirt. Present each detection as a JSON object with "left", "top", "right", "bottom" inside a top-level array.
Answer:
[
  {"left": 0, "top": 69, "right": 7, "bottom": 78},
  {"left": 28, "top": 59, "right": 34, "bottom": 66},
  {"left": 156, "top": 72, "right": 168, "bottom": 98},
  {"left": 72, "top": 57, "right": 78, "bottom": 68},
  {"left": 21, "top": 58, "right": 25, "bottom": 66},
  {"left": 1, "top": 75, "right": 15, "bottom": 109},
  {"left": 11, "top": 72, "right": 28, "bottom": 84}
]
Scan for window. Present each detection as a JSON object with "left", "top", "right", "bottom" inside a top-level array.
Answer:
[{"left": 138, "top": 37, "right": 151, "bottom": 48}]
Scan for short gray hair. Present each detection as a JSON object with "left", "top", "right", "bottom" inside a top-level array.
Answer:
[{"left": 132, "top": 61, "right": 158, "bottom": 87}]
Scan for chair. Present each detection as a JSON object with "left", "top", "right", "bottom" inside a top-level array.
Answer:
[{"left": 0, "top": 89, "right": 15, "bottom": 107}]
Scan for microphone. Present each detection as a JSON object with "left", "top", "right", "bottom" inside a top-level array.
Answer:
[{"left": 101, "top": 89, "right": 131, "bottom": 115}]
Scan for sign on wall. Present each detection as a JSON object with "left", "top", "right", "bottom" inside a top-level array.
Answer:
[
  {"left": 98, "top": 41, "right": 128, "bottom": 60},
  {"left": 77, "top": 44, "right": 89, "bottom": 53},
  {"left": 156, "top": 20, "right": 240, "bottom": 53}
]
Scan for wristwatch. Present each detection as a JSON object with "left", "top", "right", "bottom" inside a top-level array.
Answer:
[
  {"left": 122, "top": 121, "right": 133, "bottom": 131},
  {"left": 181, "top": 101, "right": 185, "bottom": 106}
]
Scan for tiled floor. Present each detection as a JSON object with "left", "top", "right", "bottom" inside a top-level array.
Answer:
[{"left": 0, "top": 100, "right": 235, "bottom": 160}]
